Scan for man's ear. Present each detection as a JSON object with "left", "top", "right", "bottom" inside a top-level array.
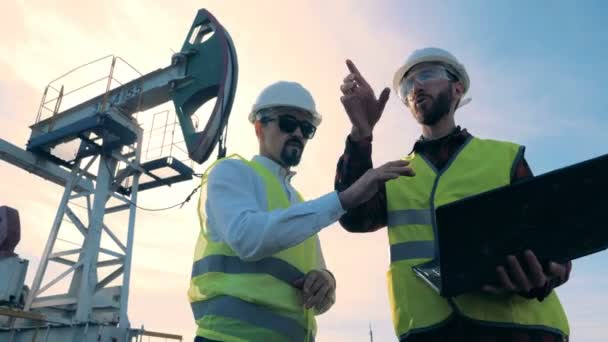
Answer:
[
  {"left": 254, "top": 121, "right": 264, "bottom": 140},
  {"left": 453, "top": 81, "right": 465, "bottom": 98}
]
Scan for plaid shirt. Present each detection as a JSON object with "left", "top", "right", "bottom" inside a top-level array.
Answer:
[{"left": 334, "top": 127, "right": 570, "bottom": 342}]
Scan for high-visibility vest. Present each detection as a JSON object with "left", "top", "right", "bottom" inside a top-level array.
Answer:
[
  {"left": 385, "top": 137, "right": 569, "bottom": 340},
  {"left": 188, "top": 157, "right": 318, "bottom": 342}
]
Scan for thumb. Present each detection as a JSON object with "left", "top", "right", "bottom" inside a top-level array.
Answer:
[
  {"left": 378, "top": 88, "right": 391, "bottom": 111},
  {"left": 548, "top": 262, "right": 566, "bottom": 280}
]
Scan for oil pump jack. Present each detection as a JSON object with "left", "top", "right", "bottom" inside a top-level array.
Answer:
[{"left": 0, "top": 8, "right": 237, "bottom": 341}]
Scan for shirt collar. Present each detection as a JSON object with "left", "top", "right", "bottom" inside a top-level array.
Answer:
[
  {"left": 410, "top": 126, "right": 468, "bottom": 154},
  {"left": 252, "top": 155, "right": 297, "bottom": 181}
]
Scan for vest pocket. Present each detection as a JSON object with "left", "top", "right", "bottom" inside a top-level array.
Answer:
[{"left": 387, "top": 260, "right": 453, "bottom": 336}]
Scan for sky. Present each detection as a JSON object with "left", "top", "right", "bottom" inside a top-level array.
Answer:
[{"left": 1, "top": 0, "right": 607, "bottom": 341}]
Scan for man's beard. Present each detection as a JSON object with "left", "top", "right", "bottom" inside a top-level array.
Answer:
[
  {"left": 280, "top": 138, "right": 304, "bottom": 166},
  {"left": 413, "top": 86, "right": 453, "bottom": 125}
]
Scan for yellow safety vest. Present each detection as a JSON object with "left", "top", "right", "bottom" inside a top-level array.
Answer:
[
  {"left": 188, "top": 156, "right": 318, "bottom": 342},
  {"left": 385, "top": 137, "right": 569, "bottom": 340}
]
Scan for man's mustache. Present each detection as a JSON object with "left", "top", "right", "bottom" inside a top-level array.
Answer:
[{"left": 285, "top": 138, "right": 303, "bottom": 149}]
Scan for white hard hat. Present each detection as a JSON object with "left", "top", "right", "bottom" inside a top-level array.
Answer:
[
  {"left": 248, "top": 81, "right": 322, "bottom": 126},
  {"left": 393, "top": 47, "right": 471, "bottom": 108}
]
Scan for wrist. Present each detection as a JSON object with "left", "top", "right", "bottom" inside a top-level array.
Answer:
[
  {"left": 338, "top": 187, "right": 357, "bottom": 210},
  {"left": 351, "top": 126, "right": 372, "bottom": 142}
]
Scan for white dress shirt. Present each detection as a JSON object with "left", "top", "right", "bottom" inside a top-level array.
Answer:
[{"left": 203, "top": 155, "right": 345, "bottom": 265}]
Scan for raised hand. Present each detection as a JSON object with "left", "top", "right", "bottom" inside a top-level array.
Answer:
[{"left": 340, "top": 59, "right": 391, "bottom": 140}]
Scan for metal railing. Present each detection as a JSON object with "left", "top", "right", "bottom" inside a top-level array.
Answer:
[
  {"left": 142, "top": 109, "right": 197, "bottom": 168},
  {"left": 35, "top": 55, "right": 143, "bottom": 125}
]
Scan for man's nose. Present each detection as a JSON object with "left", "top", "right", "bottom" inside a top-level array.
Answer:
[
  {"left": 292, "top": 126, "right": 304, "bottom": 139},
  {"left": 412, "top": 77, "right": 424, "bottom": 93}
]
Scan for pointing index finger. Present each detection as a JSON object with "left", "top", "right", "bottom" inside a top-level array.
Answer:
[
  {"left": 346, "top": 59, "right": 370, "bottom": 87},
  {"left": 346, "top": 59, "right": 361, "bottom": 75}
]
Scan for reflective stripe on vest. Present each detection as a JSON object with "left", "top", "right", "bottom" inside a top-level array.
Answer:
[
  {"left": 388, "top": 208, "right": 435, "bottom": 262},
  {"left": 390, "top": 240, "right": 436, "bottom": 263},
  {"left": 191, "top": 255, "right": 305, "bottom": 285},
  {"left": 192, "top": 295, "right": 314, "bottom": 342},
  {"left": 388, "top": 208, "right": 433, "bottom": 226}
]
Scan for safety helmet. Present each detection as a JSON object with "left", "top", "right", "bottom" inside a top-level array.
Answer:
[{"left": 248, "top": 81, "right": 322, "bottom": 126}]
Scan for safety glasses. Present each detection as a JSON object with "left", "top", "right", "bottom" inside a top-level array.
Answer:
[
  {"left": 262, "top": 115, "right": 317, "bottom": 139},
  {"left": 399, "top": 66, "right": 457, "bottom": 102}
]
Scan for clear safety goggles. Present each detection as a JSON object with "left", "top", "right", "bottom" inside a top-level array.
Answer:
[{"left": 399, "top": 65, "right": 457, "bottom": 102}]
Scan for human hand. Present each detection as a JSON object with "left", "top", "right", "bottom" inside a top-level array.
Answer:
[
  {"left": 482, "top": 250, "right": 571, "bottom": 298},
  {"left": 293, "top": 270, "right": 336, "bottom": 313},
  {"left": 338, "top": 160, "right": 415, "bottom": 209},
  {"left": 340, "top": 59, "right": 390, "bottom": 141}
]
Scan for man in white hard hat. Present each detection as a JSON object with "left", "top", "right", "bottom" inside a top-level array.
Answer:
[
  {"left": 334, "top": 48, "right": 572, "bottom": 341},
  {"left": 188, "top": 81, "right": 414, "bottom": 342}
]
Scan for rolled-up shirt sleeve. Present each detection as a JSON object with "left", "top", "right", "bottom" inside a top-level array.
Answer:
[
  {"left": 335, "top": 135, "right": 388, "bottom": 232},
  {"left": 205, "top": 159, "right": 345, "bottom": 261}
]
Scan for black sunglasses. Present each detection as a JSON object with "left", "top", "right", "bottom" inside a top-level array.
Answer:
[{"left": 261, "top": 115, "right": 317, "bottom": 139}]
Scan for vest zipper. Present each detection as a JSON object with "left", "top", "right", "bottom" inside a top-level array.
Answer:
[{"left": 421, "top": 136, "right": 473, "bottom": 313}]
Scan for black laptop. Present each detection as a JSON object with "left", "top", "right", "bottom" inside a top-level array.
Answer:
[{"left": 413, "top": 153, "right": 608, "bottom": 297}]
